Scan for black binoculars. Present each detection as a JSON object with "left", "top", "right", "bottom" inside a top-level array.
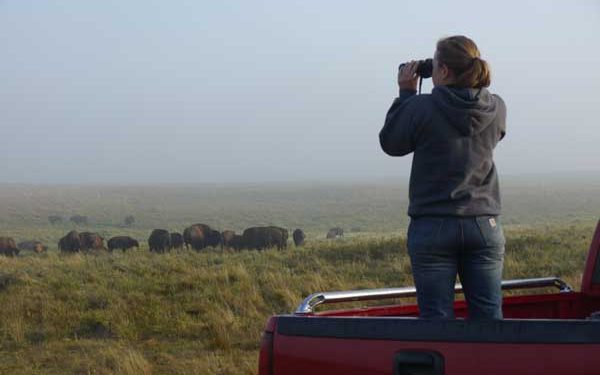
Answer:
[{"left": 398, "top": 59, "right": 433, "bottom": 79}]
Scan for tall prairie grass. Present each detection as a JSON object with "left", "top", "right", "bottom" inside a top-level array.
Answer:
[
  {"left": 1, "top": 182, "right": 598, "bottom": 373},
  {"left": 0, "top": 221, "right": 596, "bottom": 374}
]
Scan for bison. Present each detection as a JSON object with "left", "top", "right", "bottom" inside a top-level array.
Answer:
[
  {"left": 326, "top": 227, "right": 344, "bottom": 239},
  {"left": 183, "top": 224, "right": 213, "bottom": 251},
  {"left": 222, "top": 230, "right": 236, "bottom": 247},
  {"left": 242, "top": 226, "right": 288, "bottom": 250},
  {"left": 59, "top": 230, "right": 82, "bottom": 253},
  {"left": 79, "top": 232, "right": 106, "bottom": 251},
  {"left": 0, "top": 237, "right": 19, "bottom": 256},
  {"left": 229, "top": 234, "right": 245, "bottom": 251},
  {"left": 293, "top": 229, "right": 305, "bottom": 247},
  {"left": 107, "top": 236, "right": 139, "bottom": 252},
  {"left": 48, "top": 215, "right": 63, "bottom": 224},
  {"left": 170, "top": 232, "right": 184, "bottom": 249},
  {"left": 70, "top": 215, "right": 88, "bottom": 225},
  {"left": 17, "top": 240, "right": 47, "bottom": 253},
  {"left": 148, "top": 229, "right": 171, "bottom": 253},
  {"left": 206, "top": 229, "right": 223, "bottom": 249},
  {"left": 123, "top": 215, "right": 135, "bottom": 227}
]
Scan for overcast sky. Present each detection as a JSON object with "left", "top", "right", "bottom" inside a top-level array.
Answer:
[{"left": 1, "top": 0, "right": 599, "bottom": 184}]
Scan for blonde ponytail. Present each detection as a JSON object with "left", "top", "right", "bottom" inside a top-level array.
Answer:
[{"left": 436, "top": 36, "right": 491, "bottom": 88}]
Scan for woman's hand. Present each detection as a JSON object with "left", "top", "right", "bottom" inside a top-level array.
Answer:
[{"left": 398, "top": 60, "right": 419, "bottom": 91}]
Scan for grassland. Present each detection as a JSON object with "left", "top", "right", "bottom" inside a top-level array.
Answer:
[{"left": 0, "top": 178, "right": 598, "bottom": 374}]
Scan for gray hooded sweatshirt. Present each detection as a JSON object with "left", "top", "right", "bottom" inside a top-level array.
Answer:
[{"left": 379, "top": 86, "right": 506, "bottom": 217}]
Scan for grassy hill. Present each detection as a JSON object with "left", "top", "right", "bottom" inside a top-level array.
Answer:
[
  {"left": 0, "top": 222, "right": 597, "bottom": 375},
  {"left": 0, "top": 179, "right": 598, "bottom": 374}
]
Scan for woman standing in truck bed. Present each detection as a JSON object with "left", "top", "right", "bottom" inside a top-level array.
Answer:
[{"left": 379, "top": 35, "right": 507, "bottom": 319}]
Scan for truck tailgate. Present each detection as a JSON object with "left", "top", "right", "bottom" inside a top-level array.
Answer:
[{"left": 273, "top": 316, "right": 600, "bottom": 375}]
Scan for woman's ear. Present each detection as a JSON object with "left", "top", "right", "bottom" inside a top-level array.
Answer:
[
  {"left": 440, "top": 63, "right": 455, "bottom": 86},
  {"left": 440, "top": 63, "right": 449, "bottom": 81}
]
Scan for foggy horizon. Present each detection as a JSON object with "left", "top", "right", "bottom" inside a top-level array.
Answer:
[
  {"left": 2, "top": 1, "right": 599, "bottom": 184},
  {"left": 0, "top": 169, "right": 599, "bottom": 188}
]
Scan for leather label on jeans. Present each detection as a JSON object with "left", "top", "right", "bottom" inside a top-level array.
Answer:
[{"left": 489, "top": 218, "right": 497, "bottom": 228}]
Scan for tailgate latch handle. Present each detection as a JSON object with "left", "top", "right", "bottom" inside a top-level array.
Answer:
[{"left": 394, "top": 350, "right": 444, "bottom": 375}]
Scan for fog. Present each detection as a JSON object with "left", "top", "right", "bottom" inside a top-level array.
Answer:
[{"left": 1, "top": 1, "right": 599, "bottom": 184}]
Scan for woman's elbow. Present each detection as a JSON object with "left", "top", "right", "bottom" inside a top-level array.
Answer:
[{"left": 379, "top": 136, "right": 411, "bottom": 156}]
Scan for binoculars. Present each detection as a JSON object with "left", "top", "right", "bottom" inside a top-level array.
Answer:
[{"left": 399, "top": 59, "right": 433, "bottom": 79}]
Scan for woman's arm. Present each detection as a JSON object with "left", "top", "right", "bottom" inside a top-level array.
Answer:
[
  {"left": 379, "top": 61, "right": 421, "bottom": 156},
  {"left": 494, "top": 95, "right": 507, "bottom": 141},
  {"left": 379, "top": 90, "right": 419, "bottom": 156}
]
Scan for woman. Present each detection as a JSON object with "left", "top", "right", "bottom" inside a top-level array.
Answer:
[{"left": 379, "top": 35, "right": 507, "bottom": 320}]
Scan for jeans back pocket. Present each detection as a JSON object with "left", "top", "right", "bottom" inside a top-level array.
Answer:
[
  {"left": 475, "top": 215, "right": 506, "bottom": 247},
  {"left": 408, "top": 217, "right": 445, "bottom": 250}
]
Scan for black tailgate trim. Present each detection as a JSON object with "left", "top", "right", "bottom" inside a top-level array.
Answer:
[{"left": 276, "top": 316, "right": 600, "bottom": 344}]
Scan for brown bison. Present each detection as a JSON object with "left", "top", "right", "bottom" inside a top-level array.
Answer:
[
  {"left": 183, "top": 224, "right": 222, "bottom": 250},
  {"left": 207, "top": 229, "right": 223, "bottom": 248},
  {"left": 326, "top": 227, "right": 344, "bottom": 239},
  {"left": 18, "top": 240, "right": 48, "bottom": 253},
  {"left": 79, "top": 232, "right": 106, "bottom": 251},
  {"left": 59, "top": 230, "right": 82, "bottom": 253},
  {"left": 170, "top": 232, "right": 184, "bottom": 249},
  {"left": 70, "top": 215, "right": 88, "bottom": 225},
  {"left": 148, "top": 229, "right": 171, "bottom": 253},
  {"left": 293, "top": 229, "right": 305, "bottom": 247},
  {"left": 242, "top": 226, "right": 288, "bottom": 250},
  {"left": 48, "top": 215, "right": 62, "bottom": 224},
  {"left": 0, "top": 237, "right": 19, "bottom": 256},
  {"left": 229, "top": 234, "right": 245, "bottom": 251},
  {"left": 183, "top": 224, "right": 208, "bottom": 250},
  {"left": 107, "top": 236, "right": 139, "bottom": 252},
  {"left": 222, "top": 230, "right": 236, "bottom": 247}
]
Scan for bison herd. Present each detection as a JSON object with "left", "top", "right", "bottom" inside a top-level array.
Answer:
[
  {"left": 0, "top": 225, "right": 346, "bottom": 257},
  {"left": 0, "top": 238, "right": 48, "bottom": 256},
  {"left": 149, "top": 224, "right": 291, "bottom": 253}
]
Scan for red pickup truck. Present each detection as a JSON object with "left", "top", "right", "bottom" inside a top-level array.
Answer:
[{"left": 259, "top": 220, "right": 600, "bottom": 375}]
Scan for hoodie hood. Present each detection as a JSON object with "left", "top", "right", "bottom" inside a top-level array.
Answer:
[{"left": 432, "top": 86, "right": 498, "bottom": 136}]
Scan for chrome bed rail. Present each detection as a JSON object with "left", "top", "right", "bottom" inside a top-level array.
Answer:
[{"left": 295, "top": 277, "right": 573, "bottom": 315}]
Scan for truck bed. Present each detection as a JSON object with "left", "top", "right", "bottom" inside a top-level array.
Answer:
[{"left": 259, "top": 220, "right": 600, "bottom": 375}]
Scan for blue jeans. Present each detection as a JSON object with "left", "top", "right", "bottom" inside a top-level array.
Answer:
[{"left": 407, "top": 215, "right": 505, "bottom": 320}]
